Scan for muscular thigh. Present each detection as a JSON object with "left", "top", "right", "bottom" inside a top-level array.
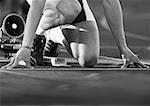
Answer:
[
  {"left": 39, "top": 0, "right": 82, "bottom": 30},
  {"left": 56, "top": 0, "right": 82, "bottom": 23}
]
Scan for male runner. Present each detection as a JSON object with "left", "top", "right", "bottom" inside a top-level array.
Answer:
[{"left": 1, "top": 0, "right": 148, "bottom": 69}]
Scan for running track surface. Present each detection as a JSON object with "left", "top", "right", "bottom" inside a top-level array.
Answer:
[{"left": 1, "top": 57, "right": 150, "bottom": 105}]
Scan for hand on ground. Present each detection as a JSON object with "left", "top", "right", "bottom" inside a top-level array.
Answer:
[
  {"left": 121, "top": 48, "right": 149, "bottom": 69},
  {"left": 1, "top": 47, "right": 33, "bottom": 69}
]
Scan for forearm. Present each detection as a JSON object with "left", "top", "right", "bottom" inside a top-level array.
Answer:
[
  {"left": 102, "top": 0, "right": 128, "bottom": 53},
  {"left": 22, "top": 0, "right": 46, "bottom": 47}
]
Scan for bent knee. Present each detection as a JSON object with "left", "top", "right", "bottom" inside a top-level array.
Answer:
[{"left": 79, "top": 55, "right": 98, "bottom": 67}]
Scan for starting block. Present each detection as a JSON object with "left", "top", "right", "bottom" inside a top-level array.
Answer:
[{"left": 44, "top": 56, "right": 70, "bottom": 67}]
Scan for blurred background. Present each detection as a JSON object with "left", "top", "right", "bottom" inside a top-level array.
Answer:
[{"left": 0, "top": 0, "right": 150, "bottom": 60}]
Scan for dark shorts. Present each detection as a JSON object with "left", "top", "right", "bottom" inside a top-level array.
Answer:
[{"left": 72, "top": 0, "right": 86, "bottom": 24}]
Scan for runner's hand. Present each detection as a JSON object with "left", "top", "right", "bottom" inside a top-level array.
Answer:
[
  {"left": 1, "top": 47, "right": 33, "bottom": 69},
  {"left": 121, "top": 48, "right": 149, "bottom": 69}
]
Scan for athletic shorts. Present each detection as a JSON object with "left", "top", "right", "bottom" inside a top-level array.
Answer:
[{"left": 72, "top": 0, "right": 87, "bottom": 24}]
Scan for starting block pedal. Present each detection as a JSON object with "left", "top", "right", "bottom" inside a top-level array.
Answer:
[{"left": 44, "top": 56, "right": 70, "bottom": 67}]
